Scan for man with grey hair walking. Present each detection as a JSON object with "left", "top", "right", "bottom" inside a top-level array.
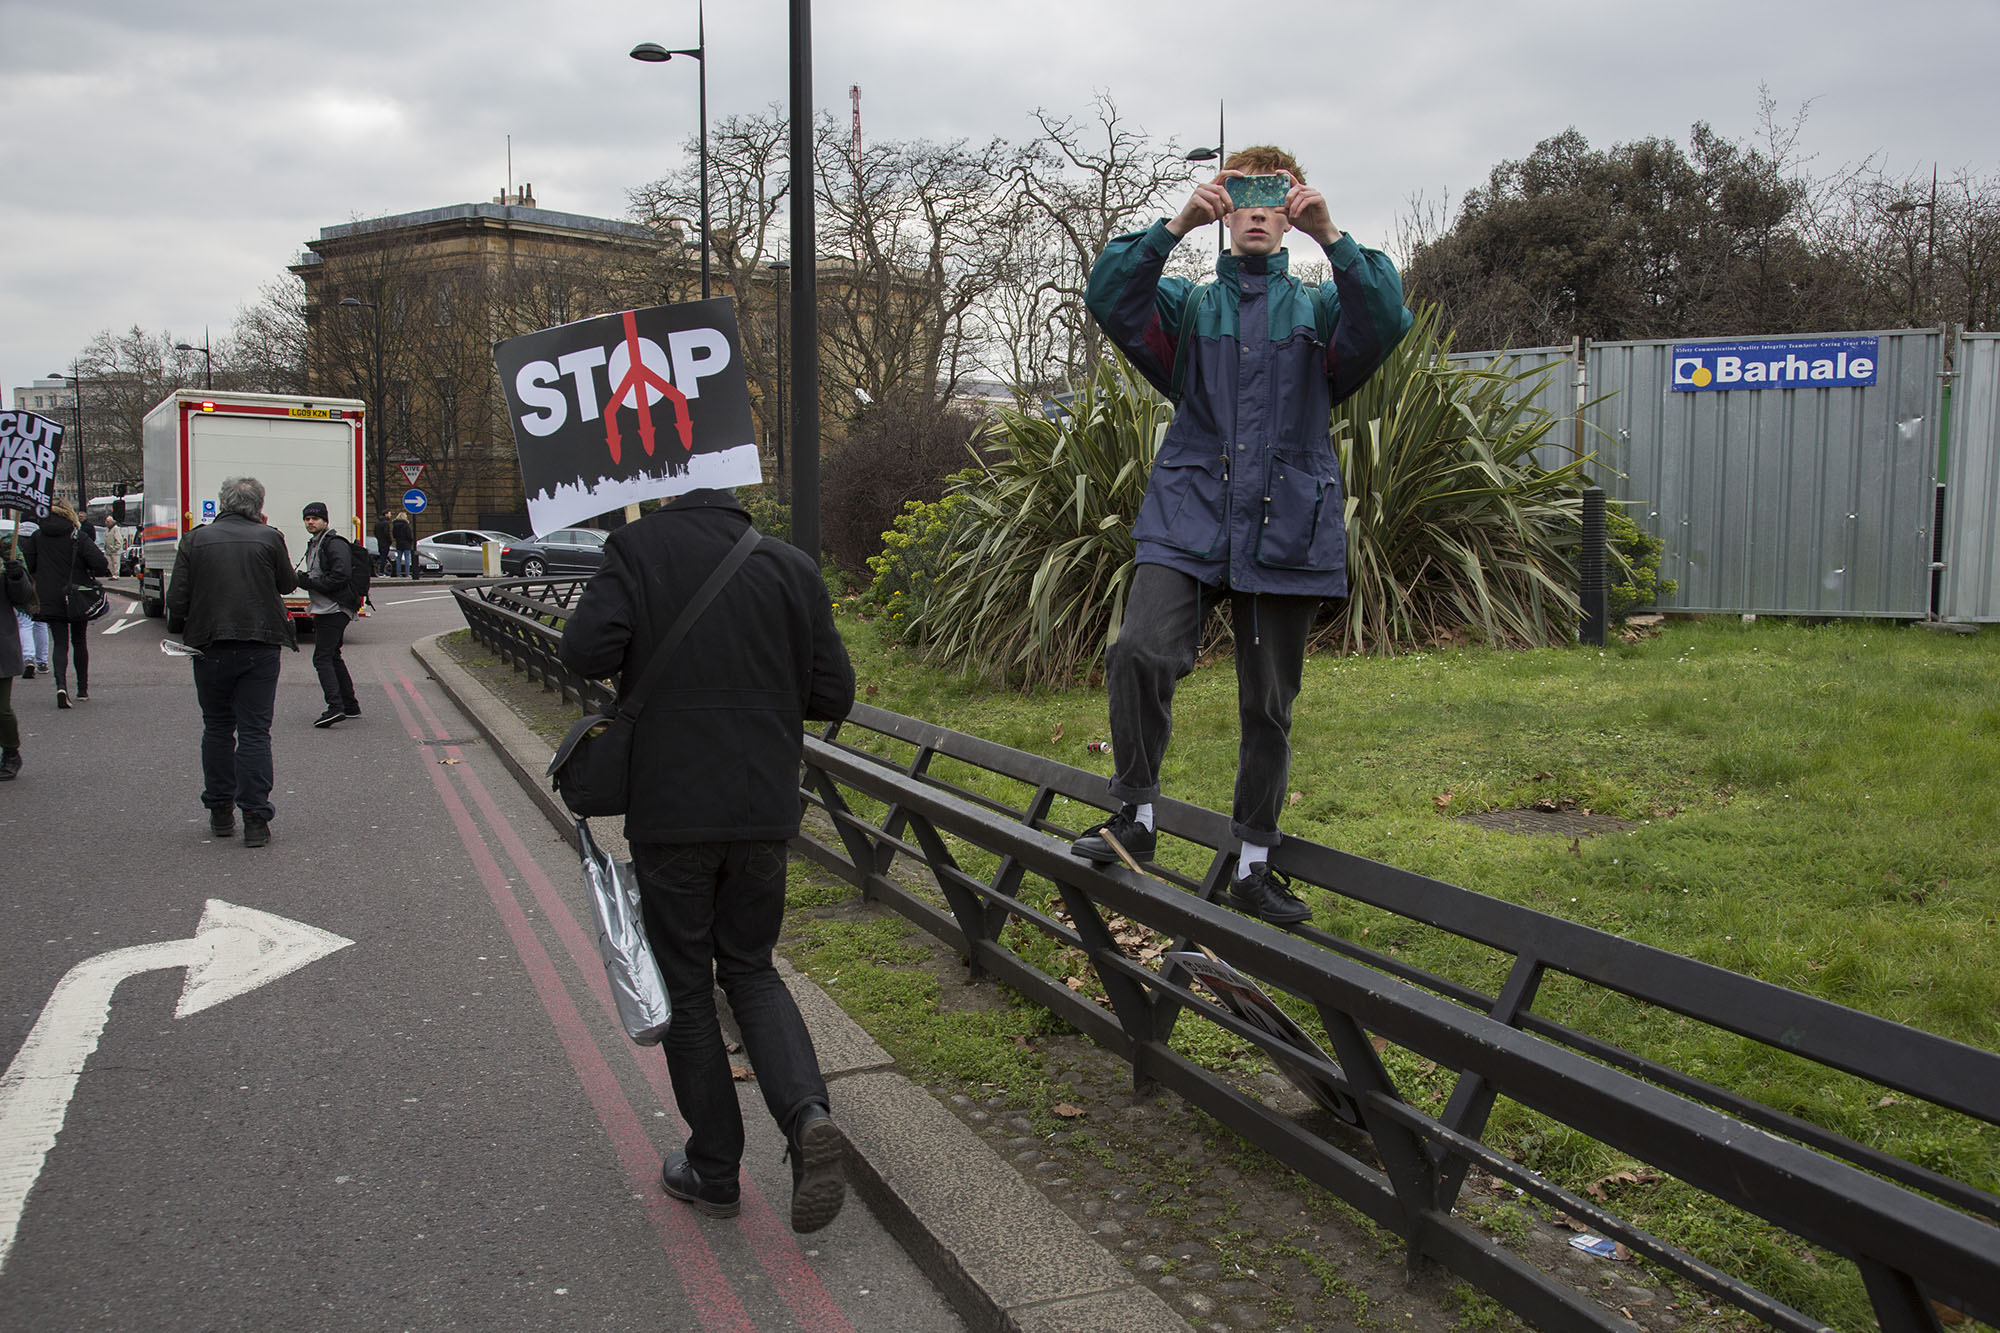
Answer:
[{"left": 166, "top": 476, "right": 297, "bottom": 847}]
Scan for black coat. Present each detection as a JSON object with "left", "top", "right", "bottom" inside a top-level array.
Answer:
[
  {"left": 558, "top": 490, "right": 854, "bottom": 844},
  {"left": 23, "top": 513, "right": 110, "bottom": 624},
  {"left": 165, "top": 512, "right": 298, "bottom": 648}
]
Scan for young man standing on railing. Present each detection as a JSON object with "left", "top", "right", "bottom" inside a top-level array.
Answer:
[{"left": 1075, "top": 146, "right": 1411, "bottom": 925}]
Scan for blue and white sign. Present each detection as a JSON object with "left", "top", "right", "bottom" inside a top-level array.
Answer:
[
  {"left": 403, "top": 488, "right": 427, "bottom": 515},
  {"left": 202, "top": 499, "right": 216, "bottom": 518},
  {"left": 1672, "top": 336, "right": 1879, "bottom": 392}
]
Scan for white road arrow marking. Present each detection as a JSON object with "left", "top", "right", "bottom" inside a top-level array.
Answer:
[
  {"left": 102, "top": 617, "right": 137, "bottom": 634},
  {"left": 0, "top": 900, "right": 353, "bottom": 1272}
]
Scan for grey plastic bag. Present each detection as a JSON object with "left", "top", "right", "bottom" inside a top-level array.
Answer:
[{"left": 575, "top": 818, "right": 671, "bottom": 1045}]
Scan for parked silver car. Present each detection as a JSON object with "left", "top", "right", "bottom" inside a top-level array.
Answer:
[{"left": 415, "top": 528, "right": 516, "bottom": 576}]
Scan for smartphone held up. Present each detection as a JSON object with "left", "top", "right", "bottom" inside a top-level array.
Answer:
[{"left": 1224, "top": 173, "right": 1290, "bottom": 209}]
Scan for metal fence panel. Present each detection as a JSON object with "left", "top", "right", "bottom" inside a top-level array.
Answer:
[
  {"left": 1941, "top": 333, "right": 2000, "bottom": 622},
  {"left": 1443, "top": 344, "right": 1578, "bottom": 471},
  {"left": 1455, "top": 331, "right": 1944, "bottom": 618}
]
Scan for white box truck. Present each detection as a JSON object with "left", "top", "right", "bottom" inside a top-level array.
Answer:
[{"left": 138, "top": 390, "right": 366, "bottom": 620}]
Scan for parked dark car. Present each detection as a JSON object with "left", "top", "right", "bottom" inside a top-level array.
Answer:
[{"left": 499, "top": 527, "right": 609, "bottom": 577}]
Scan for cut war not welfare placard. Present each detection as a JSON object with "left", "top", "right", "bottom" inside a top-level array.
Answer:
[
  {"left": 494, "top": 298, "right": 761, "bottom": 535},
  {"left": 1672, "top": 336, "right": 1879, "bottom": 392},
  {"left": 0, "top": 411, "right": 65, "bottom": 518}
]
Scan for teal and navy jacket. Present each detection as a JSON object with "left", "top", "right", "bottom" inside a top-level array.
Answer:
[{"left": 1085, "top": 219, "right": 1412, "bottom": 598}]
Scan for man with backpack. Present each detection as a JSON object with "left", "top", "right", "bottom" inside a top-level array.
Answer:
[{"left": 297, "top": 502, "right": 363, "bottom": 727}]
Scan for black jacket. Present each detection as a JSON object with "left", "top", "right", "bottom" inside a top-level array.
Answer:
[
  {"left": 558, "top": 490, "right": 854, "bottom": 843},
  {"left": 23, "top": 513, "right": 110, "bottom": 624},
  {"left": 166, "top": 512, "right": 298, "bottom": 648},
  {"left": 392, "top": 517, "right": 414, "bottom": 551}
]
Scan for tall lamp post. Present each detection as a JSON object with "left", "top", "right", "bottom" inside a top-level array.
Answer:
[
  {"left": 175, "top": 330, "right": 213, "bottom": 390},
  {"left": 631, "top": 1, "right": 710, "bottom": 301},
  {"left": 48, "top": 366, "right": 85, "bottom": 504},
  {"left": 769, "top": 259, "right": 789, "bottom": 478},
  {"left": 1888, "top": 165, "right": 1939, "bottom": 327},
  {"left": 1183, "top": 101, "right": 1227, "bottom": 257},
  {"left": 338, "top": 297, "right": 388, "bottom": 519}
]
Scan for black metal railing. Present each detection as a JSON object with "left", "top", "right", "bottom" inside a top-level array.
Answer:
[{"left": 457, "top": 578, "right": 2000, "bottom": 1333}]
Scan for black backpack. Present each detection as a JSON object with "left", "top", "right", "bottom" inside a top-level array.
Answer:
[{"left": 340, "top": 533, "right": 372, "bottom": 611}]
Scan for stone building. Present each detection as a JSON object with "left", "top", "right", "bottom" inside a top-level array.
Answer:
[{"left": 292, "top": 187, "right": 672, "bottom": 533}]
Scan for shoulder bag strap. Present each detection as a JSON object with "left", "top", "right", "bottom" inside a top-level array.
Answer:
[{"left": 613, "top": 524, "right": 763, "bottom": 721}]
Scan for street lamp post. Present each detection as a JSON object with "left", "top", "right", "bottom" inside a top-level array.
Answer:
[
  {"left": 48, "top": 366, "right": 84, "bottom": 504},
  {"left": 769, "top": 259, "right": 789, "bottom": 478},
  {"left": 1888, "top": 165, "right": 1940, "bottom": 326},
  {"left": 174, "top": 330, "right": 213, "bottom": 390},
  {"left": 1183, "top": 101, "right": 1227, "bottom": 256},
  {"left": 338, "top": 297, "right": 388, "bottom": 519},
  {"left": 631, "top": 1, "right": 710, "bottom": 302}
]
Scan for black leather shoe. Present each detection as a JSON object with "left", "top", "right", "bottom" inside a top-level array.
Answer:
[
  {"left": 1222, "top": 863, "right": 1311, "bottom": 926},
  {"left": 1070, "top": 806, "right": 1156, "bottom": 864},
  {"left": 0, "top": 750, "right": 20, "bottom": 781},
  {"left": 210, "top": 807, "right": 237, "bottom": 838},
  {"left": 312, "top": 707, "right": 345, "bottom": 728},
  {"left": 661, "top": 1151, "right": 740, "bottom": 1218},
  {"left": 787, "top": 1105, "right": 846, "bottom": 1234},
  {"left": 243, "top": 816, "right": 270, "bottom": 848}
]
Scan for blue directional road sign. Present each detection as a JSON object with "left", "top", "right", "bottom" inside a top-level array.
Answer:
[{"left": 403, "top": 489, "right": 427, "bottom": 515}]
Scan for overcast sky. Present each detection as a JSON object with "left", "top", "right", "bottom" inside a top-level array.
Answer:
[{"left": 4, "top": 0, "right": 1996, "bottom": 404}]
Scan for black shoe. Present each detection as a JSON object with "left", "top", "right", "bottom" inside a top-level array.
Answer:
[
  {"left": 56, "top": 689, "right": 70, "bottom": 710},
  {"left": 74, "top": 691, "right": 88, "bottom": 702},
  {"left": 210, "top": 807, "right": 237, "bottom": 838},
  {"left": 0, "top": 749, "right": 20, "bottom": 781},
  {"left": 787, "top": 1106, "right": 846, "bottom": 1234},
  {"left": 1222, "top": 863, "right": 1312, "bottom": 926},
  {"left": 660, "top": 1152, "right": 740, "bottom": 1218},
  {"left": 343, "top": 703, "right": 361, "bottom": 717},
  {"left": 20, "top": 665, "right": 32, "bottom": 680},
  {"left": 312, "top": 707, "right": 345, "bottom": 728},
  {"left": 243, "top": 816, "right": 270, "bottom": 848},
  {"left": 1070, "top": 805, "right": 1157, "bottom": 864}
]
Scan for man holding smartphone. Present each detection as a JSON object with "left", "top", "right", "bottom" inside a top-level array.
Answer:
[{"left": 1075, "top": 146, "right": 1412, "bottom": 925}]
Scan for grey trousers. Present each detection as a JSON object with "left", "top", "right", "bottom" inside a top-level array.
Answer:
[{"left": 1105, "top": 563, "right": 1319, "bottom": 848}]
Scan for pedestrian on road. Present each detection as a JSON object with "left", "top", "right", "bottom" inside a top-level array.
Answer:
[
  {"left": 16, "top": 605, "right": 50, "bottom": 679},
  {"left": 166, "top": 476, "right": 298, "bottom": 848},
  {"left": 374, "top": 510, "right": 395, "bottom": 576},
  {"left": 391, "top": 513, "right": 416, "bottom": 579},
  {"left": 24, "top": 499, "right": 111, "bottom": 709},
  {"left": 0, "top": 537, "right": 34, "bottom": 779},
  {"left": 1072, "top": 145, "right": 1412, "bottom": 925},
  {"left": 559, "top": 488, "right": 856, "bottom": 1234},
  {"left": 297, "top": 502, "right": 362, "bottom": 727}
]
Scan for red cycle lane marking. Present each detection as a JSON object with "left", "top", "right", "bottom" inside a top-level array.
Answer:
[
  {"left": 381, "top": 680, "right": 756, "bottom": 1333},
  {"left": 395, "top": 676, "right": 857, "bottom": 1333}
]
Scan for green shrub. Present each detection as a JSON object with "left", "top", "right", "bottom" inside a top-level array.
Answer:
[
  {"left": 912, "top": 357, "right": 1168, "bottom": 686},
  {"left": 1608, "top": 505, "right": 1677, "bottom": 618},
  {"left": 739, "top": 484, "right": 792, "bottom": 544},
  {"left": 1326, "top": 304, "right": 1591, "bottom": 654},
  {"left": 864, "top": 489, "right": 969, "bottom": 644}
]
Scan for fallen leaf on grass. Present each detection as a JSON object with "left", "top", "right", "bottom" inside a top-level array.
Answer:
[
  {"left": 1553, "top": 1213, "right": 1590, "bottom": 1232},
  {"left": 1434, "top": 790, "right": 1454, "bottom": 810},
  {"left": 1877, "top": 1096, "right": 1899, "bottom": 1108},
  {"left": 1585, "top": 1168, "right": 1662, "bottom": 1202},
  {"left": 1053, "top": 1103, "right": 1086, "bottom": 1119},
  {"left": 1287, "top": 791, "right": 1302, "bottom": 806},
  {"left": 1934, "top": 1301, "right": 1968, "bottom": 1326},
  {"left": 1370, "top": 1035, "right": 1391, "bottom": 1055},
  {"left": 1050, "top": 721, "right": 1064, "bottom": 742}
]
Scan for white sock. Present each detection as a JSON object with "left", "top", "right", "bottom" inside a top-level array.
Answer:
[
  {"left": 1133, "top": 803, "right": 1155, "bottom": 831},
  {"left": 1236, "top": 844, "right": 1269, "bottom": 877}
]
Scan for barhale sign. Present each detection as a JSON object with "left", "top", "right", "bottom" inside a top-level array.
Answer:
[
  {"left": 0, "top": 411, "right": 65, "bottom": 518},
  {"left": 1672, "top": 336, "right": 1879, "bottom": 392},
  {"left": 493, "top": 298, "right": 760, "bottom": 535}
]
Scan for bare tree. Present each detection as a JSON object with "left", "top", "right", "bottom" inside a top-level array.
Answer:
[{"left": 224, "top": 275, "right": 310, "bottom": 394}]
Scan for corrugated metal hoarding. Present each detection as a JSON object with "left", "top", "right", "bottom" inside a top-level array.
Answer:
[
  {"left": 1940, "top": 333, "right": 2000, "bottom": 622},
  {"left": 1447, "top": 330, "right": 1945, "bottom": 618}
]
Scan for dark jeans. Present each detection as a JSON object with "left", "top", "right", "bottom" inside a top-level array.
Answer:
[
  {"left": 192, "top": 641, "right": 281, "bottom": 820},
  {"left": 1106, "top": 563, "right": 1319, "bottom": 848},
  {"left": 0, "top": 676, "right": 16, "bottom": 750},
  {"left": 376, "top": 540, "right": 391, "bottom": 576},
  {"left": 632, "top": 840, "right": 827, "bottom": 1185},
  {"left": 47, "top": 618, "right": 88, "bottom": 695},
  {"left": 311, "top": 612, "right": 357, "bottom": 712}
]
